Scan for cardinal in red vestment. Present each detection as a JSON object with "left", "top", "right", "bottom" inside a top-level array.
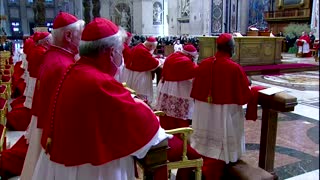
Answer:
[
  {"left": 122, "top": 36, "right": 161, "bottom": 104},
  {"left": 296, "top": 31, "right": 311, "bottom": 57},
  {"left": 31, "top": 17, "right": 167, "bottom": 180},
  {"left": 32, "top": 17, "right": 202, "bottom": 180},
  {"left": 156, "top": 44, "right": 199, "bottom": 130},
  {"left": 20, "top": 12, "right": 85, "bottom": 180},
  {"left": 190, "top": 33, "right": 253, "bottom": 179}
]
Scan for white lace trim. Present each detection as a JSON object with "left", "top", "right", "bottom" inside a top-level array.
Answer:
[
  {"left": 121, "top": 68, "right": 154, "bottom": 104},
  {"left": 190, "top": 100, "right": 245, "bottom": 163},
  {"left": 155, "top": 92, "right": 194, "bottom": 119}
]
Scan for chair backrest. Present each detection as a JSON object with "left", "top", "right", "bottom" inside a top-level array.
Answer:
[{"left": 0, "top": 125, "right": 6, "bottom": 152}]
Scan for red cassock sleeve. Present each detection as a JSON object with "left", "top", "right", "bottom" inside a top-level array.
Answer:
[
  {"left": 191, "top": 55, "right": 252, "bottom": 105},
  {"left": 31, "top": 79, "right": 39, "bottom": 116},
  {"left": 0, "top": 136, "right": 28, "bottom": 176},
  {"left": 300, "top": 35, "right": 311, "bottom": 44},
  {"left": 36, "top": 46, "right": 76, "bottom": 129},
  {"left": 126, "top": 43, "right": 159, "bottom": 72},
  {"left": 6, "top": 102, "right": 32, "bottom": 131},
  {"left": 27, "top": 45, "right": 47, "bottom": 78},
  {"left": 123, "top": 43, "right": 131, "bottom": 67},
  {"left": 23, "top": 38, "right": 35, "bottom": 55},
  {"left": 41, "top": 61, "right": 160, "bottom": 166},
  {"left": 162, "top": 52, "right": 198, "bottom": 81},
  {"left": 12, "top": 61, "right": 24, "bottom": 81}
]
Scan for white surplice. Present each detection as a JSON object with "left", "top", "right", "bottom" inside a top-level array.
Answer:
[
  {"left": 121, "top": 67, "right": 155, "bottom": 104},
  {"left": 155, "top": 80, "right": 194, "bottom": 120},
  {"left": 190, "top": 100, "right": 245, "bottom": 164},
  {"left": 20, "top": 116, "right": 42, "bottom": 180}
]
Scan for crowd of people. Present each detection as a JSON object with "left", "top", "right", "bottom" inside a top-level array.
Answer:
[
  {"left": 131, "top": 35, "right": 200, "bottom": 52},
  {"left": 0, "top": 12, "right": 261, "bottom": 180}
]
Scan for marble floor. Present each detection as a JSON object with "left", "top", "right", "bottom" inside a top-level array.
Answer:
[{"left": 242, "top": 54, "right": 319, "bottom": 180}]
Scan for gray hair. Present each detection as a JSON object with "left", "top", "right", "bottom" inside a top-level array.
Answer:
[
  {"left": 51, "top": 20, "right": 85, "bottom": 45},
  {"left": 79, "top": 27, "right": 127, "bottom": 57},
  {"left": 37, "top": 34, "right": 53, "bottom": 45},
  {"left": 217, "top": 37, "right": 235, "bottom": 56}
]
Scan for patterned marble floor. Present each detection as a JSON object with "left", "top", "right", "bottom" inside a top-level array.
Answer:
[{"left": 238, "top": 54, "right": 319, "bottom": 180}]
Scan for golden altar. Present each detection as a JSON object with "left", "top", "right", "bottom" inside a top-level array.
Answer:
[{"left": 198, "top": 36, "right": 284, "bottom": 66}]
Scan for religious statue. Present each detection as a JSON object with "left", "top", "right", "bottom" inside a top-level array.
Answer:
[
  {"left": 115, "top": 5, "right": 130, "bottom": 31},
  {"left": 120, "top": 9, "right": 129, "bottom": 27},
  {"left": 181, "top": 0, "right": 190, "bottom": 17},
  {"left": 153, "top": 2, "right": 163, "bottom": 25}
]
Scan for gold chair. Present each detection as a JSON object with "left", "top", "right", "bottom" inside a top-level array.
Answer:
[
  {"left": 1, "top": 75, "right": 12, "bottom": 98},
  {"left": 0, "top": 85, "right": 7, "bottom": 99},
  {"left": 0, "top": 97, "right": 7, "bottom": 152},
  {"left": 0, "top": 51, "right": 10, "bottom": 71},
  {"left": 0, "top": 98, "right": 7, "bottom": 125},
  {"left": 137, "top": 127, "right": 203, "bottom": 180},
  {"left": 122, "top": 82, "right": 137, "bottom": 96},
  {"left": 165, "top": 127, "right": 203, "bottom": 180},
  {"left": 0, "top": 125, "right": 6, "bottom": 152}
]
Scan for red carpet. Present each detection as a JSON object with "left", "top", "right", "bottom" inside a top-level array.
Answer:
[{"left": 243, "top": 63, "right": 319, "bottom": 75}]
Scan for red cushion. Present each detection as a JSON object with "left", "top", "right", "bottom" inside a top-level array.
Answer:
[
  {"left": 7, "top": 106, "right": 32, "bottom": 131},
  {"left": 1, "top": 75, "right": 11, "bottom": 82},
  {"left": 4, "top": 69, "right": 10, "bottom": 75},
  {"left": 0, "top": 136, "right": 28, "bottom": 176},
  {"left": 0, "top": 85, "right": 6, "bottom": 93},
  {"left": 11, "top": 79, "right": 26, "bottom": 98},
  {"left": 0, "top": 124, "right": 4, "bottom": 133},
  {"left": 0, "top": 98, "right": 6, "bottom": 109},
  {"left": 10, "top": 96, "right": 26, "bottom": 108},
  {"left": 5, "top": 65, "right": 11, "bottom": 69},
  {"left": 9, "top": 57, "right": 13, "bottom": 64},
  {"left": 297, "top": 41, "right": 303, "bottom": 46}
]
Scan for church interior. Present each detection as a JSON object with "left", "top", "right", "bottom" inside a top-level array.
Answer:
[{"left": 0, "top": 0, "right": 319, "bottom": 179}]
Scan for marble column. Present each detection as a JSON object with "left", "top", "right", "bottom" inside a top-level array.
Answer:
[
  {"left": 74, "top": 0, "right": 84, "bottom": 19},
  {"left": 239, "top": 0, "right": 249, "bottom": 34},
  {"left": 0, "top": 0, "right": 10, "bottom": 36},
  {"left": 99, "top": 0, "right": 111, "bottom": 20},
  {"left": 311, "top": 0, "right": 319, "bottom": 39}
]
